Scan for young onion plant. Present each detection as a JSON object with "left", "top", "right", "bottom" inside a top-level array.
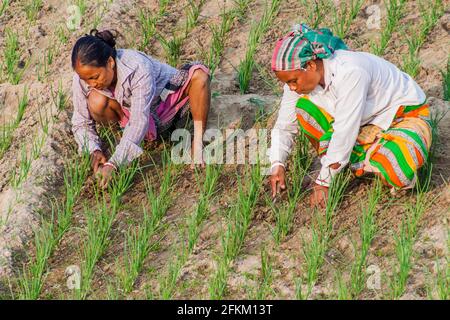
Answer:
[
  {"left": 209, "top": 161, "right": 263, "bottom": 299},
  {"left": 0, "top": 86, "right": 28, "bottom": 160},
  {"left": 268, "top": 132, "right": 312, "bottom": 245},
  {"left": 185, "top": 0, "right": 206, "bottom": 36},
  {"left": 329, "top": 0, "right": 364, "bottom": 39},
  {"left": 299, "top": 0, "right": 331, "bottom": 29},
  {"left": 246, "top": 247, "right": 274, "bottom": 299},
  {"left": 388, "top": 167, "right": 433, "bottom": 299},
  {"left": 401, "top": 0, "right": 444, "bottom": 77},
  {"left": 17, "top": 150, "right": 90, "bottom": 299},
  {"left": 76, "top": 159, "right": 140, "bottom": 299},
  {"left": 297, "top": 171, "right": 351, "bottom": 299},
  {"left": 349, "top": 178, "right": 383, "bottom": 298},
  {"left": 24, "top": 0, "right": 43, "bottom": 22},
  {"left": 0, "top": 0, "right": 9, "bottom": 17},
  {"left": 116, "top": 149, "right": 177, "bottom": 294},
  {"left": 206, "top": 6, "right": 236, "bottom": 77},
  {"left": 2, "top": 28, "right": 25, "bottom": 84},
  {"left": 238, "top": 0, "right": 282, "bottom": 93},
  {"left": 370, "top": 0, "right": 407, "bottom": 56},
  {"left": 158, "top": 164, "right": 222, "bottom": 299}
]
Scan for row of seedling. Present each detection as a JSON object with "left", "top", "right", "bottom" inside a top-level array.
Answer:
[
  {"left": 243, "top": 247, "right": 274, "bottom": 299},
  {"left": 0, "top": 86, "right": 29, "bottom": 159},
  {"left": 401, "top": 0, "right": 444, "bottom": 77},
  {"left": 295, "top": 171, "right": 351, "bottom": 299},
  {"left": 208, "top": 162, "right": 263, "bottom": 299},
  {"left": 115, "top": 148, "right": 179, "bottom": 295},
  {"left": 299, "top": 0, "right": 331, "bottom": 29},
  {"left": 157, "top": 0, "right": 208, "bottom": 67},
  {"left": 333, "top": 178, "right": 384, "bottom": 300},
  {"left": 267, "top": 131, "right": 312, "bottom": 245},
  {"left": 370, "top": 0, "right": 407, "bottom": 56},
  {"left": 1, "top": 28, "right": 26, "bottom": 85},
  {"left": 76, "top": 158, "right": 140, "bottom": 299},
  {"left": 138, "top": 0, "right": 171, "bottom": 50},
  {"left": 157, "top": 164, "right": 222, "bottom": 299},
  {"left": 329, "top": 0, "right": 364, "bottom": 39},
  {"left": 24, "top": 0, "right": 43, "bottom": 22},
  {"left": 205, "top": 4, "right": 239, "bottom": 76},
  {"left": 238, "top": 0, "right": 282, "bottom": 93},
  {"left": 0, "top": 0, "right": 9, "bottom": 17},
  {"left": 16, "top": 149, "right": 91, "bottom": 299},
  {"left": 388, "top": 169, "right": 433, "bottom": 299}
]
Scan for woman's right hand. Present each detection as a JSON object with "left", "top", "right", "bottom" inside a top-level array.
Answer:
[
  {"left": 269, "top": 164, "right": 287, "bottom": 199},
  {"left": 90, "top": 150, "right": 107, "bottom": 174}
]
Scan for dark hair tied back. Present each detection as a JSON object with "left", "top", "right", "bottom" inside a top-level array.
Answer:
[
  {"left": 71, "top": 29, "right": 120, "bottom": 69},
  {"left": 90, "top": 29, "right": 117, "bottom": 49}
]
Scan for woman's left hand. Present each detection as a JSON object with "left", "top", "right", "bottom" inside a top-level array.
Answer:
[
  {"left": 96, "top": 164, "right": 116, "bottom": 189},
  {"left": 309, "top": 183, "right": 329, "bottom": 208}
]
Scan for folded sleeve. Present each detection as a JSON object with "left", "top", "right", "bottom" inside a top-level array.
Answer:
[
  {"left": 108, "top": 72, "right": 156, "bottom": 167},
  {"left": 316, "top": 67, "right": 370, "bottom": 186},
  {"left": 71, "top": 73, "right": 102, "bottom": 155},
  {"left": 268, "top": 84, "right": 300, "bottom": 165}
]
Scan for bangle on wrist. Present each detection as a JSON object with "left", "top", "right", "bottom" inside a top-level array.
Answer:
[
  {"left": 103, "top": 162, "right": 117, "bottom": 171},
  {"left": 270, "top": 162, "right": 285, "bottom": 173}
]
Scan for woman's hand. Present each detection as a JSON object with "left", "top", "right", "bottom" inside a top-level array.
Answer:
[
  {"left": 95, "top": 164, "right": 116, "bottom": 189},
  {"left": 91, "top": 150, "right": 107, "bottom": 174},
  {"left": 309, "top": 183, "right": 329, "bottom": 208},
  {"left": 269, "top": 164, "right": 287, "bottom": 199}
]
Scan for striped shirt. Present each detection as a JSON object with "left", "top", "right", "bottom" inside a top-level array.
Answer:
[{"left": 71, "top": 48, "right": 177, "bottom": 166}]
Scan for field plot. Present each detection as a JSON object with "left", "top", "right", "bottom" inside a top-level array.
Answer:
[{"left": 0, "top": 0, "right": 448, "bottom": 300}]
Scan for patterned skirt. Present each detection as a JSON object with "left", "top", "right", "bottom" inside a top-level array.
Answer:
[{"left": 295, "top": 96, "right": 432, "bottom": 189}]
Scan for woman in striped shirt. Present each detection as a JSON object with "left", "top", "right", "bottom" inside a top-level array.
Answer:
[
  {"left": 71, "top": 29, "right": 210, "bottom": 188},
  {"left": 268, "top": 24, "right": 432, "bottom": 208}
]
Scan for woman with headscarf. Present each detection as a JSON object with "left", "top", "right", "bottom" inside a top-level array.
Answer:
[
  {"left": 71, "top": 29, "right": 211, "bottom": 188},
  {"left": 268, "top": 24, "right": 432, "bottom": 207}
]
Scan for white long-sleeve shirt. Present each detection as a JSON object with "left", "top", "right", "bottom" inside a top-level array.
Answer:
[{"left": 268, "top": 49, "right": 426, "bottom": 186}]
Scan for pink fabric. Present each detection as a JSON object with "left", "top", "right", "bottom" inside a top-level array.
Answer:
[{"left": 118, "top": 64, "right": 209, "bottom": 141}]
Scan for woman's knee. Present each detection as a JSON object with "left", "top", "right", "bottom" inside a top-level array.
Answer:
[
  {"left": 191, "top": 69, "right": 210, "bottom": 88},
  {"left": 87, "top": 90, "right": 109, "bottom": 115}
]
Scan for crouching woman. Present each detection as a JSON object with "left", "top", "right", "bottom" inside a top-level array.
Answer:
[
  {"left": 268, "top": 24, "right": 432, "bottom": 207},
  {"left": 71, "top": 29, "right": 211, "bottom": 188}
]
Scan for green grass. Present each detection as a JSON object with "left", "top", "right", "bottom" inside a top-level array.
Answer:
[
  {"left": 117, "top": 149, "right": 177, "bottom": 294},
  {"left": 209, "top": 162, "right": 262, "bottom": 299},
  {"left": 2, "top": 28, "right": 25, "bottom": 85},
  {"left": 0, "top": 0, "right": 9, "bottom": 17},
  {"left": 24, "top": 0, "right": 43, "bottom": 22},
  {"left": 297, "top": 171, "right": 351, "bottom": 299},
  {"left": 16, "top": 86, "right": 29, "bottom": 125},
  {"left": 15, "top": 149, "right": 91, "bottom": 300},
  {"left": 185, "top": 0, "right": 206, "bottom": 36},
  {"left": 441, "top": 55, "right": 450, "bottom": 101},
  {"left": 17, "top": 215, "right": 56, "bottom": 299},
  {"left": 388, "top": 169, "right": 433, "bottom": 299},
  {"left": 138, "top": 9, "right": 158, "bottom": 50},
  {"left": 206, "top": 7, "right": 236, "bottom": 76},
  {"left": 238, "top": 0, "right": 282, "bottom": 93},
  {"left": 349, "top": 179, "right": 383, "bottom": 298},
  {"left": 157, "top": 164, "right": 221, "bottom": 299},
  {"left": 299, "top": 0, "right": 333, "bottom": 29},
  {"left": 232, "top": 0, "right": 252, "bottom": 21},
  {"left": 329, "top": 0, "right": 364, "bottom": 39},
  {"left": 50, "top": 80, "right": 68, "bottom": 111},
  {"left": 74, "top": 0, "right": 87, "bottom": 16},
  {"left": 268, "top": 132, "right": 312, "bottom": 245},
  {"left": 401, "top": 0, "right": 444, "bottom": 77},
  {"left": 246, "top": 248, "right": 274, "bottom": 299},
  {"left": 370, "top": 0, "right": 407, "bottom": 56},
  {"left": 157, "top": 34, "right": 183, "bottom": 67}
]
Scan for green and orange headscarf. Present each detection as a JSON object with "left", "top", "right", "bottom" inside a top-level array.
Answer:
[{"left": 271, "top": 23, "right": 348, "bottom": 71}]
